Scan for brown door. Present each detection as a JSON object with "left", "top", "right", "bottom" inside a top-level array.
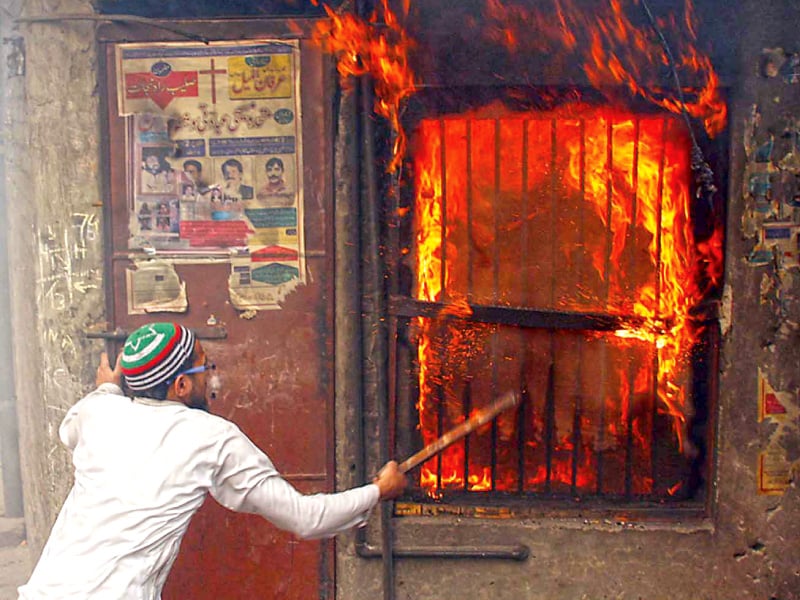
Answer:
[{"left": 101, "top": 30, "right": 335, "bottom": 599}]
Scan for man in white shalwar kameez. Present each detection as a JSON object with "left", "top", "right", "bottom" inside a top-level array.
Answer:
[{"left": 19, "top": 322, "right": 406, "bottom": 599}]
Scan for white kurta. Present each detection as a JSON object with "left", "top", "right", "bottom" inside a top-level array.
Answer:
[{"left": 19, "top": 384, "right": 379, "bottom": 600}]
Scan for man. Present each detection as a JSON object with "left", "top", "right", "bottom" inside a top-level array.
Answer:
[
  {"left": 19, "top": 322, "right": 406, "bottom": 599},
  {"left": 141, "top": 149, "right": 174, "bottom": 194},
  {"left": 255, "top": 156, "right": 294, "bottom": 208},
  {"left": 182, "top": 159, "right": 209, "bottom": 194},
  {"left": 220, "top": 158, "right": 254, "bottom": 200}
]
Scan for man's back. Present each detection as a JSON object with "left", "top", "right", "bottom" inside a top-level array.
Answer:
[
  {"left": 19, "top": 386, "right": 231, "bottom": 600},
  {"left": 19, "top": 325, "right": 403, "bottom": 599}
]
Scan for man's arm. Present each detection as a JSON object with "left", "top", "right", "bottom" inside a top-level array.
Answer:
[
  {"left": 210, "top": 425, "right": 407, "bottom": 539},
  {"left": 59, "top": 352, "right": 124, "bottom": 450}
]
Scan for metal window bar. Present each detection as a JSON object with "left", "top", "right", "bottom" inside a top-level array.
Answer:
[
  {"left": 400, "top": 114, "right": 692, "bottom": 502},
  {"left": 651, "top": 117, "right": 669, "bottom": 495},
  {"left": 596, "top": 117, "right": 614, "bottom": 496},
  {"left": 572, "top": 118, "right": 587, "bottom": 496},
  {"left": 624, "top": 119, "right": 641, "bottom": 500},
  {"left": 436, "top": 117, "right": 448, "bottom": 492},
  {"left": 518, "top": 120, "right": 530, "bottom": 495},
  {"left": 491, "top": 119, "right": 501, "bottom": 492}
]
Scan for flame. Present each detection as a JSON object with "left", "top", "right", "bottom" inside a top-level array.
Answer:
[
  {"left": 311, "top": 0, "right": 416, "bottom": 172},
  {"left": 310, "top": 0, "right": 726, "bottom": 498},
  {"left": 482, "top": 0, "right": 726, "bottom": 138},
  {"left": 413, "top": 105, "right": 723, "bottom": 496}
]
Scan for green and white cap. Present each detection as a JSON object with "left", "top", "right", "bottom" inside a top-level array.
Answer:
[{"left": 120, "top": 323, "right": 196, "bottom": 391}]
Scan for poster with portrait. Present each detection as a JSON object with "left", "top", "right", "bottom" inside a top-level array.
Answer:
[{"left": 116, "top": 40, "right": 305, "bottom": 309}]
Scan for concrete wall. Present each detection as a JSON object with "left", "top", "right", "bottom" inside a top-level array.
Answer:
[
  {"left": 5, "top": 0, "right": 106, "bottom": 554},
  {"left": 340, "top": 2, "right": 800, "bottom": 600},
  {"left": 0, "top": 0, "right": 24, "bottom": 520}
]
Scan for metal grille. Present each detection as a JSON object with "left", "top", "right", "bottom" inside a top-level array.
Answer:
[{"left": 389, "top": 106, "right": 716, "bottom": 506}]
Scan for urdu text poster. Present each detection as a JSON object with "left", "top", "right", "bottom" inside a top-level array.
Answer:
[{"left": 116, "top": 40, "right": 304, "bottom": 309}]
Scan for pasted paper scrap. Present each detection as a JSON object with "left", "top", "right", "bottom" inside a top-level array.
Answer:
[
  {"left": 756, "top": 369, "right": 798, "bottom": 495},
  {"left": 758, "top": 368, "right": 791, "bottom": 422},
  {"left": 227, "top": 253, "right": 301, "bottom": 311},
  {"left": 126, "top": 260, "right": 188, "bottom": 315},
  {"left": 758, "top": 448, "right": 793, "bottom": 495}
]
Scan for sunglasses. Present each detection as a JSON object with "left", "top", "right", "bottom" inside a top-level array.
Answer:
[{"left": 171, "top": 362, "right": 216, "bottom": 383}]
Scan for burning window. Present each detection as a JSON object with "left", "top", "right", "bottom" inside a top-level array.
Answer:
[{"left": 390, "top": 98, "right": 722, "bottom": 509}]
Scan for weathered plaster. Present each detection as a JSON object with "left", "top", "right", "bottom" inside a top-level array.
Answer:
[{"left": 8, "top": 0, "right": 106, "bottom": 555}]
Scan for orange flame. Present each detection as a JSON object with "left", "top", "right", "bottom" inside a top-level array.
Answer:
[
  {"left": 311, "top": 0, "right": 417, "bottom": 172},
  {"left": 310, "top": 0, "right": 726, "bottom": 497},
  {"left": 482, "top": 0, "right": 726, "bottom": 138},
  {"left": 413, "top": 104, "right": 723, "bottom": 496}
]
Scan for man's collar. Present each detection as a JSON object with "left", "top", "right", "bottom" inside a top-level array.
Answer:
[{"left": 132, "top": 397, "right": 185, "bottom": 408}]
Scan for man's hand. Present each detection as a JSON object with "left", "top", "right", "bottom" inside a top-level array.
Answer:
[
  {"left": 96, "top": 352, "right": 122, "bottom": 388},
  {"left": 373, "top": 460, "right": 407, "bottom": 501}
]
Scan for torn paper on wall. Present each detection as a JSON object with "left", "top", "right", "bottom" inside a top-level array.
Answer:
[
  {"left": 748, "top": 221, "right": 800, "bottom": 268},
  {"left": 228, "top": 253, "right": 301, "bottom": 311},
  {"left": 741, "top": 64, "right": 800, "bottom": 328},
  {"left": 758, "top": 368, "right": 790, "bottom": 422},
  {"left": 126, "top": 260, "right": 188, "bottom": 314},
  {"left": 759, "top": 47, "right": 800, "bottom": 84},
  {"left": 756, "top": 369, "right": 799, "bottom": 495},
  {"left": 758, "top": 448, "right": 793, "bottom": 495}
]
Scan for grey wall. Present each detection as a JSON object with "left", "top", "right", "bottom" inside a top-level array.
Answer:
[
  {"left": 5, "top": 0, "right": 106, "bottom": 554},
  {"left": 0, "top": 0, "right": 24, "bottom": 519}
]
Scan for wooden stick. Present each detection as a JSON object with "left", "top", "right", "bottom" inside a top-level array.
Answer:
[{"left": 398, "top": 390, "right": 521, "bottom": 474}]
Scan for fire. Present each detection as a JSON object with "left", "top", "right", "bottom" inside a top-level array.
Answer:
[
  {"left": 412, "top": 104, "right": 723, "bottom": 496},
  {"left": 482, "top": 0, "right": 727, "bottom": 138},
  {"left": 309, "top": 0, "right": 726, "bottom": 498},
  {"left": 311, "top": 0, "right": 416, "bottom": 172}
]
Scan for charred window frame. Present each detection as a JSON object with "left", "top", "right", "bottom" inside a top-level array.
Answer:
[{"left": 382, "top": 87, "right": 725, "bottom": 516}]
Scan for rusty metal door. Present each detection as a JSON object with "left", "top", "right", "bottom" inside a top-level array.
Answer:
[{"left": 100, "top": 27, "right": 336, "bottom": 599}]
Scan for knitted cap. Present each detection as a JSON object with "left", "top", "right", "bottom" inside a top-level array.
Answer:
[{"left": 120, "top": 323, "right": 196, "bottom": 391}]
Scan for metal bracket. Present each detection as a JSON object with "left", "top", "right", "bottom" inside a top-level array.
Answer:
[{"left": 85, "top": 326, "right": 228, "bottom": 341}]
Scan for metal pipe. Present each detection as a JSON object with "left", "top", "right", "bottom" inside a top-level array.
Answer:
[
  {"left": 328, "top": 45, "right": 374, "bottom": 594},
  {"left": 357, "top": 541, "right": 529, "bottom": 561}
]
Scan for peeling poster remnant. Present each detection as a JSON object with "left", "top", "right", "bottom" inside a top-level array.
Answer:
[
  {"left": 228, "top": 253, "right": 301, "bottom": 311},
  {"left": 126, "top": 260, "right": 188, "bottom": 314},
  {"left": 743, "top": 58, "right": 800, "bottom": 302},
  {"left": 759, "top": 47, "right": 800, "bottom": 84},
  {"left": 756, "top": 369, "right": 799, "bottom": 495},
  {"left": 758, "top": 368, "right": 790, "bottom": 422},
  {"left": 758, "top": 448, "right": 793, "bottom": 495}
]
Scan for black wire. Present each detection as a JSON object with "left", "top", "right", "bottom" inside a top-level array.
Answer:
[
  {"left": 638, "top": 0, "right": 717, "bottom": 209},
  {"left": 15, "top": 14, "right": 211, "bottom": 44}
]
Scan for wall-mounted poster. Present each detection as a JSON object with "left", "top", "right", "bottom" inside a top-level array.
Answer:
[{"left": 116, "top": 40, "right": 305, "bottom": 310}]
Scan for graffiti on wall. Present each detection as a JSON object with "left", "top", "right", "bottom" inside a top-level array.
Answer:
[{"left": 36, "top": 213, "right": 101, "bottom": 312}]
